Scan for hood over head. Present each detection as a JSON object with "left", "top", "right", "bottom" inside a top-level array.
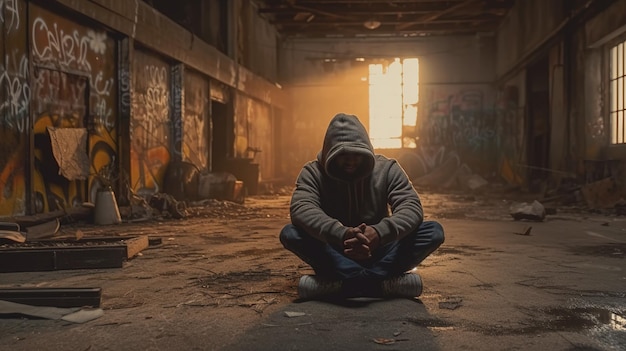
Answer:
[{"left": 317, "top": 113, "right": 375, "bottom": 181}]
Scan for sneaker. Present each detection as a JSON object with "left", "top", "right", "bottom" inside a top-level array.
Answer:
[
  {"left": 381, "top": 273, "right": 423, "bottom": 298},
  {"left": 297, "top": 275, "right": 342, "bottom": 300}
]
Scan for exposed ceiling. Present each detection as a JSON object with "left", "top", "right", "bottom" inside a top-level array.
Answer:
[{"left": 257, "top": 0, "right": 515, "bottom": 39}]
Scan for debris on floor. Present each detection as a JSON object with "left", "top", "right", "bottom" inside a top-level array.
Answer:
[
  {"left": 284, "top": 311, "right": 306, "bottom": 318},
  {"left": 513, "top": 225, "right": 532, "bottom": 236},
  {"left": 0, "top": 235, "right": 151, "bottom": 273},
  {"left": 509, "top": 200, "right": 546, "bottom": 221},
  {"left": 438, "top": 297, "right": 463, "bottom": 310},
  {"left": 580, "top": 177, "right": 622, "bottom": 209},
  {"left": 0, "top": 299, "right": 103, "bottom": 324}
]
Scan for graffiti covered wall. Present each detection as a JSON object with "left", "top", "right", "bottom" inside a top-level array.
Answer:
[
  {"left": 0, "top": 0, "right": 28, "bottom": 215},
  {"left": 418, "top": 85, "right": 497, "bottom": 177},
  {"left": 183, "top": 71, "right": 209, "bottom": 171},
  {"left": 30, "top": 4, "right": 117, "bottom": 213},
  {"left": 235, "top": 94, "right": 274, "bottom": 180},
  {"left": 131, "top": 50, "right": 171, "bottom": 196}
]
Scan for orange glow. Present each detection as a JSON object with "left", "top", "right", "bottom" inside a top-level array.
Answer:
[{"left": 369, "top": 58, "right": 419, "bottom": 149}]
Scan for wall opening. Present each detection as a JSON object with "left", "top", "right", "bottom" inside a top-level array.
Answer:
[
  {"left": 368, "top": 58, "right": 419, "bottom": 149},
  {"left": 526, "top": 56, "right": 551, "bottom": 189}
]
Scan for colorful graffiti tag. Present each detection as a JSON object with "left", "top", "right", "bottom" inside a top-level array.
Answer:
[
  {"left": 131, "top": 52, "right": 171, "bottom": 196},
  {"left": 27, "top": 4, "right": 117, "bottom": 213},
  {"left": 0, "top": 0, "right": 28, "bottom": 215},
  {"left": 420, "top": 87, "right": 497, "bottom": 176},
  {"left": 183, "top": 71, "right": 209, "bottom": 171}
]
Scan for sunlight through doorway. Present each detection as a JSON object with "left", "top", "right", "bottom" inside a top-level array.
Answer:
[{"left": 368, "top": 58, "right": 419, "bottom": 149}]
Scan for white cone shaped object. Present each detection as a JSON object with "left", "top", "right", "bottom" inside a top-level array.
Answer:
[{"left": 94, "top": 188, "right": 122, "bottom": 225}]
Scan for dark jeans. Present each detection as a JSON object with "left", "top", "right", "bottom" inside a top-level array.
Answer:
[{"left": 279, "top": 221, "right": 444, "bottom": 281}]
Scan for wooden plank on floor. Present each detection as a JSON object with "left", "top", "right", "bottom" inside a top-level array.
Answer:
[
  {"left": 0, "top": 288, "right": 102, "bottom": 307},
  {"left": 124, "top": 235, "right": 149, "bottom": 259},
  {"left": 0, "top": 246, "right": 126, "bottom": 272},
  {"left": 0, "top": 235, "right": 151, "bottom": 272},
  {"left": 54, "top": 246, "right": 126, "bottom": 270}
]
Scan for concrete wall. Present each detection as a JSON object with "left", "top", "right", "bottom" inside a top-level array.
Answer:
[
  {"left": 495, "top": 0, "right": 568, "bottom": 187},
  {"left": 241, "top": 1, "right": 278, "bottom": 82},
  {"left": 579, "top": 0, "right": 626, "bottom": 188},
  {"left": 496, "top": 0, "right": 565, "bottom": 80},
  {"left": 583, "top": 0, "right": 626, "bottom": 161},
  {"left": 0, "top": 0, "right": 285, "bottom": 216},
  {"left": 496, "top": 0, "right": 626, "bottom": 192},
  {"left": 279, "top": 36, "right": 497, "bottom": 183}
]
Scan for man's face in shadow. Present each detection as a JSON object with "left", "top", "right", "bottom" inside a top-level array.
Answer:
[{"left": 334, "top": 152, "right": 365, "bottom": 175}]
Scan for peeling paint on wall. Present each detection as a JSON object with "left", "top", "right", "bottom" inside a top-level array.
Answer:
[{"left": 589, "top": 85, "right": 606, "bottom": 140}]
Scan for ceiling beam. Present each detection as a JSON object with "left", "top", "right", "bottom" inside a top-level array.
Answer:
[
  {"left": 289, "top": 4, "right": 357, "bottom": 20},
  {"left": 278, "top": 22, "right": 496, "bottom": 32},
  {"left": 258, "top": 0, "right": 513, "bottom": 38},
  {"left": 271, "top": 17, "right": 498, "bottom": 26},
  {"left": 396, "top": 0, "right": 482, "bottom": 30}
]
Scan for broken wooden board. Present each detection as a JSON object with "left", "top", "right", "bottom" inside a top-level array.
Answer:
[
  {"left": 23, "top": 218, "right": 61, "bottom": 240},
  {"left": 0, "top": 235, "right": 149, "bottom": 273},
  {"left": 0, "top": 222, "right": 25, "bottom": 243},
  {"left": 123, "top": 235, "right": 149, "bottom": 259},
  {"left": 0, "top": 230, "right": 26, "bottom": 243},
  {"left": 0, "top": 288, "right": 102, "bottom": 308}
]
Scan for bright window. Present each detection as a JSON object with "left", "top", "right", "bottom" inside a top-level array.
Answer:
[
  {"left": 369, "top": 58, "right": 419, "bottom": 149},
  {"left": 610, "top": 40, "right": 626, "bottom": 144}
]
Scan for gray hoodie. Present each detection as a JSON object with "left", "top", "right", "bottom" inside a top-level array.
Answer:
[{"left": 290, "top": 113, "right": 423, "bottom": 249}]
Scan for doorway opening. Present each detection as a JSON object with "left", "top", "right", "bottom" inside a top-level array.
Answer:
[
  {"left": 526, "top": 56, "right": 550, "bottom": 192},
  {"left": 368, "top": 58, "right": 419, "bottom": 149}
]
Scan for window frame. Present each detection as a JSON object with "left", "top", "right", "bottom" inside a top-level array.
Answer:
[{"left": 607, "top": 33, "right": 626, "bottom": 148}]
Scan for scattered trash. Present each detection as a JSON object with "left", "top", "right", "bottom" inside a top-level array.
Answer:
[
  {"left": 149, "top": 193, "right": 188, "bottom": 219},
  {"left": 0, "top": 222, "right": 25, "bottom": 243},
  {"left": 428, "top": 326, "right": 455, "bottom": 332},
  {"left": 0, "top": 299, "right": 103, "bottom": 324},
  {"left": 465, "top": 174, "right": 489, "bottom": 191},
  {"left": 373, "top": 338, "right": 396, "bottom": 345},
  {"left": 439, "top": 297, "right": 463, "bottom": 310},
  {"left": 0, "top": 230, "right": 26, "bottom": 243},
  {"left": 513, "top": 226, "right": 532, "bottom": 236},
  {"left": 284, "top": 311, "right": 306, "bottom": 318},
  {"left": 509, "top": 200, "right": 546, "bottom": 221},
  {"left": 60, "top": 307, "right": 104, "bottom": 323},
  {"left": 0, "top": 219, "right": 62, "bottom": 242}
]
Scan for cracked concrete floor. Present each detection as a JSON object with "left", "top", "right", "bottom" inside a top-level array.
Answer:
[{"left": 0, "top": 189, "right": 625, "bottom": 350}]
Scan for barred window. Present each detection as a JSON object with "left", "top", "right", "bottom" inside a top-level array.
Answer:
[{"left": 610, "top": 40, "right": 626, "bottom": 144}]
